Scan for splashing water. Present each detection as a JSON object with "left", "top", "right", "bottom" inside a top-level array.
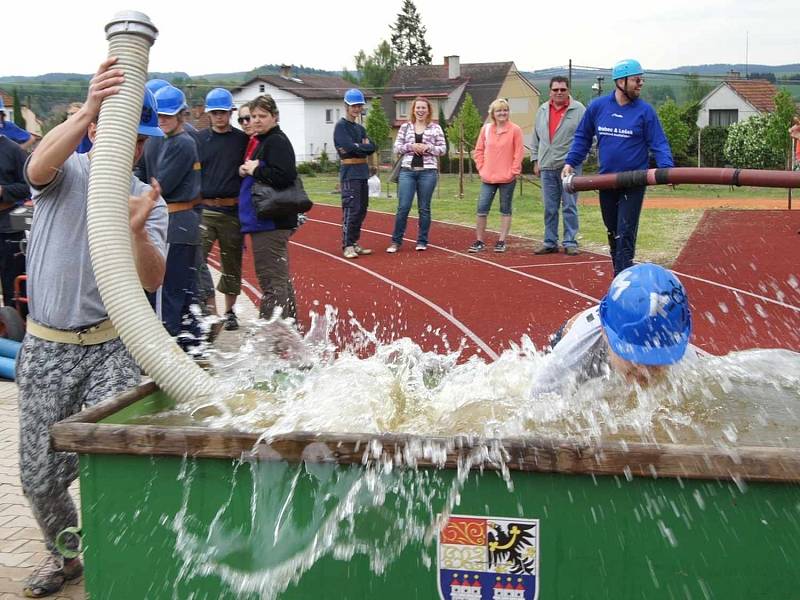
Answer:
[{"left": 128, "top": 306, "right": 800, "bottom": 598}]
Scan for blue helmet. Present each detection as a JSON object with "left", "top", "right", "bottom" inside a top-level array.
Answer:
[
  {"left": 153, "top": 85, "right": 186, "bottom": 116},
  {"left": 205, "top": 88, "right": 234, "bottom": 112},
  {"left": 139, "top": 89, "right": 164, "bottom": 137},
  {"left": 611, "top": 59, "right": 643, "bottom": 80},
  {"left": 599, "top": 264, "right": 692, "bottom": 366},
  {"left": 344, "top": 88, "right": 366, "bottom": 105},
  {"left": 145, "top": 78, "right": 171, "bottom": 94}
]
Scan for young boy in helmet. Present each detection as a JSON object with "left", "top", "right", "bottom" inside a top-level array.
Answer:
[
  {"left": 19, "top": 57, "right": 168, "bottom": 597},
  {"left": 136, "top": 84, "right": 203, "bottom": 352},
  {"left": 562, "top": 59, "right": 674, "bottom": 276},
  {"left": 532, "top": 263, "right": 696, "bottom": 395},
  {"left": 333, "top": 88, "right": 376, "bottom": 259}
]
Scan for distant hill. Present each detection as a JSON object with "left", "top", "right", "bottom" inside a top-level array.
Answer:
[{"left": 523, "top": 63, "right": 800, "bottom": 81}]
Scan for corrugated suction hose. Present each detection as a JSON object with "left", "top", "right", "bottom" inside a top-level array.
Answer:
[{"left": 87, "top": 11, "right": 216, "bottom": 404}]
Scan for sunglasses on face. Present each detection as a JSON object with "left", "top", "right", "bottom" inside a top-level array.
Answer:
[
  {"left": 237, "top": 116, "right": 251, "bottom": 124},
  {"left": 551, "top": 88, "right": 568, "bottom": 92}
]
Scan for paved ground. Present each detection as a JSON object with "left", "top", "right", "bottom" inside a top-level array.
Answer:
[{"left": 0, "top": 272, "right": 258, "bottom": 599}]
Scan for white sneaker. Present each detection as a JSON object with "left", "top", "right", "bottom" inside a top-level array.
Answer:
[
  {"left": 343, "top": 246, "right": 358, "bottom": 259},
  {"left": 386, "top": 244, "right": 400, "bottom": 253},
  {"left": 354, "top": 245, "right": 372, "bottom": 255},
  {"left": 415, "top": 244, "right": 427, "bottom": 251}
]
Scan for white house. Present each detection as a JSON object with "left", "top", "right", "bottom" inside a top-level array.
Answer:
[
  {"left": 231, "top": 68, "right": 372, "bottom": 163},
  {"left": 696, "top": 79, "right": 779, "bottom": 128}
]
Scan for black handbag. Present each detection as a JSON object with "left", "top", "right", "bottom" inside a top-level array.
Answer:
[
  {"left": 389, "top": 156, "right": 403, "bottom": 184},
  {"left": 251, "top": 178, "right": 313, "bottom": 220}
]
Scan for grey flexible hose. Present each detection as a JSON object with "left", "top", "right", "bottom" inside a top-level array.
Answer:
[{"left": 86, "top": 11, "right": 216, "bottom": 404}]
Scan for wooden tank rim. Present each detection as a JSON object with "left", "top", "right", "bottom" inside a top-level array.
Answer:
[{"left": 50, "top": 382, "right": 800, "bottom": 484}]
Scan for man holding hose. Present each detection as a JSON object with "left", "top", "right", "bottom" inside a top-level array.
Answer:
[{"left": 17, "top": 58, "right": 167, "bottom": 597}]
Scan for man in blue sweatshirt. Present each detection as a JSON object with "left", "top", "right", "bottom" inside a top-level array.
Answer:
[
  {"left": 334, "top": 88, "right": 375, "bottom": 259},
  {"left": 562, "top": 59, "right": 673, "bottom": 275}
]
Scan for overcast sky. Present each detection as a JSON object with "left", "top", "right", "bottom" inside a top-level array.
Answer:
[{"left": 4, "top": 0, "right": 798, "bottom": 77}]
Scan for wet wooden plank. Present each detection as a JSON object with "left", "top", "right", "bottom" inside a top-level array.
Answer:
[{"left": 50, "top": 383, "right": 800, "bottom": 483}]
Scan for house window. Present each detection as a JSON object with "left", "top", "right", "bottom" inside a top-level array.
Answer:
[
  {"left": 325, "top": 109, "right": 333, "bottom": 123},
  {"left": 709, "top": 109, "right": 738, "bottom": 127},
  {"left": 336, "top": 108, "right": 341, "bottom": 120},
  {"left": 397, "top": 100, "right": 409, "bottom": 120},
  {"left": 259, "top": 84, "right": 265, "bottom": 93}
]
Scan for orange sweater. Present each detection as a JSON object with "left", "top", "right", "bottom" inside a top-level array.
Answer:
[{"left": 474, "top": 121, "right": 524, "bottom": 184}]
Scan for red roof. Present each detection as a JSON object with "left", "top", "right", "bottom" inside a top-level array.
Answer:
[{"left": 725, "top": 79, "right": 779, "bottom": 112}]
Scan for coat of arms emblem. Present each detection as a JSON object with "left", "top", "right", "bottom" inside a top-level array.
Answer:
[{"left": 437, "top": 514, "right": 539, "bottom": 600}]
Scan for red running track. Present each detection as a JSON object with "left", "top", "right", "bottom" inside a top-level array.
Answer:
[{"left": 216, "top": 204, "right": 800, "bottom": 359}]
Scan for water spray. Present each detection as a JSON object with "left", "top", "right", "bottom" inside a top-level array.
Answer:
[
  {"left": 86, "top": 11, "right": 216, "bottom": 404},
  {"left": 564, "top": 167, "right": 800, "bottom": 194}
]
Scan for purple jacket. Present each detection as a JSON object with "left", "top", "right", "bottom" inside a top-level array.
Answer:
[{"left": 393, "top": 121, "right": 447, "bottom": 169}]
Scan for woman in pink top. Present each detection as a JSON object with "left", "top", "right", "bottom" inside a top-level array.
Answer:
[{"left": 468, "top": 98, "right": 524, "bottom": 253}]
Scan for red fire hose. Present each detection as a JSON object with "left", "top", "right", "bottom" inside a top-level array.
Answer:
[{"left": 563, "top": 167, "right": 800, "bottom": 193}]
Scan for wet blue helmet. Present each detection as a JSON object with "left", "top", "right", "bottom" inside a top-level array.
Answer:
[
  {"left": 139, "top": 89, "right": 164, "bottom": 137},
  {"left": 153, "top": 85, "right": 186, "bottom": 116},
  {"left": 611, "top": 59, "right": 643, "bottom": 80},
  {"left": 205, "top": 88, "right": 234, "bottom": 112},
  {"left": 145, "top": 78, "right": 171, "bottom": 94},
  {"left": 344, "top": 88, "right": 366, "bottom": 105},
  {"left": 599, "top": 264, "right": 692, "bottom": 366}
]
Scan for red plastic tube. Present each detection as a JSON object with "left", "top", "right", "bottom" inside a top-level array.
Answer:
[{"left": 564, "top": 167, "right": 800, "bottom": 193}]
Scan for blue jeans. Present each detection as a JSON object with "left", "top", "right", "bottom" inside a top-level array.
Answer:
[
  {"left": 541, "top": 167, "right": 580, "bottom": 248},
  {"left": 599, "top": 186, "right": 646, "bottom": 275},
  {"left": 476, "top": 181, "right": 515, "bottom": 216},
  {"left": 392, "top": 168, "right": 438, "bottom": 245}
]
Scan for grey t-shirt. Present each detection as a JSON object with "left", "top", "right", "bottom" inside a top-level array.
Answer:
[{"left": 25, "top": 152, "right": 168, "bottom": 330}]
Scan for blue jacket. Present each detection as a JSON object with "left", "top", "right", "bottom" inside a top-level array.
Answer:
[
  {"left": 565, "top": 93, "right": 674, "bottom": 174},
  {"left": 333, "top": 118, "right": 375, "bottom": 181}
]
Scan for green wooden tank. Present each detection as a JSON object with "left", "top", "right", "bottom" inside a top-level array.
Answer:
[{"left": 51, "top": 382, "right": 800, "bottom": 599}]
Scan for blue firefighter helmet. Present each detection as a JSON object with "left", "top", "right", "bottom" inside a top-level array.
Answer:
[
  {"left": 343, "top": 88, "right": 366, "bottom": 105},
  {"left": 138, "top": 89, "right": 164, "bottom": 137},
  {"left": 599, "top": 263, "right": 692, "bottom": 366},
  {"left": 204, "top": 88, "right": 235, "bottom": 112},
  {"left": 153, "top": 85, "right": 186, "bottom": 116},
  {"left": 611, "top": 59, "right": 643, "bottom": 80}
]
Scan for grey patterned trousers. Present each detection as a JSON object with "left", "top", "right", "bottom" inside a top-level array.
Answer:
[{"left": 16, "top": 335, "right": 140, "bottom": 555}]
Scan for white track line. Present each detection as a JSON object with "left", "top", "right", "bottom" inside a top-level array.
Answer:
[
  {"left": 307, "top": 217, "right": 601, "bottom": 304},
  {"left": 510, "top": 260, "right": 610, "bottom": 269},
  {"left": 308, "top": 212, "right": 800, "bottom": 314},
  {"left": 288, "top": 240, "right": 499, "bottom": 360},
  {"left": 207, "top": 254, "right": 262, "bottom": 299}
]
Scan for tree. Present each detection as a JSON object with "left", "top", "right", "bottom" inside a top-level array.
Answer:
[
  {"left": 390, "top": 0, "right": 433, "bottom": 66},
  {"left": 354, "top": 41, "right": 398, "bottom": 92},
  {"left": 764, "top": 89, "right": 797, "bottom": 164},
  {"left": 365, "top": 98, "right": 391, "bottom": 164},
  {"left": 446, "top": 94, "right": 483, "bottom": 153},
  {"left": 657, "top": 99, "right": 691, "bottom": 161},
  {"left": 724, "top": 113, "right": 785, "bottom": 169},
  {"left": 438, "top": 105, "right": 449, "bottom": 171},
  {"left": 12, "top": 89, "right": 25, "bottom": 128}
]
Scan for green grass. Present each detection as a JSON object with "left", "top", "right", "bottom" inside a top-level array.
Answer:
[{"left": 302, "top": 174, "right": 790, "bottom": 266}]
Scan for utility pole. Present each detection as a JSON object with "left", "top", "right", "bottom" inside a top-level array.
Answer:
[{"left": 568, "top": 59, "right": 572, "bottom": 90}]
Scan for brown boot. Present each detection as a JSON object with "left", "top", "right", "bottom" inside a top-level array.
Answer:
[{"left": 23, "top": 555, "right": 83, "bottom": 598}]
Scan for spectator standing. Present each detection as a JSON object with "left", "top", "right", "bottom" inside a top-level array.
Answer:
[
  {"left": 790, "top": 119, "right": 800, "bottom": 170},
  {"left": 18, "top": 59, "right": 167, "bottom": 597},
  {"left": 468, "top": 98, "right": 524, "bottom": 253},
  {"left": 562, "top": 59, "right": 674, "bottom": 275},
  {"left": 334, "top": 88, "right": 375, "bottom": 259},
  {"left": 531, "top": 77, "right": 586, "bottom": 255},
  {"left": 238, "top": 95, "right": 299, "bottom": 320},
  {"left": 368, "top": 167, "right": 381, "bottom": 198},
  {"left": 197, "top": 88, "right": 248, "bottom": 331},
  {"left": 0, "top": 133, "right": 29, "bottom": 313},
  {"left": 136, "top": 84, "right": 203, "bottom": 351},
  {"left": 0, "top": 97, "right": 33, "bottom": 150},
  {"left": 387, "top": 96, "right": 446, "bottom": 253}
]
